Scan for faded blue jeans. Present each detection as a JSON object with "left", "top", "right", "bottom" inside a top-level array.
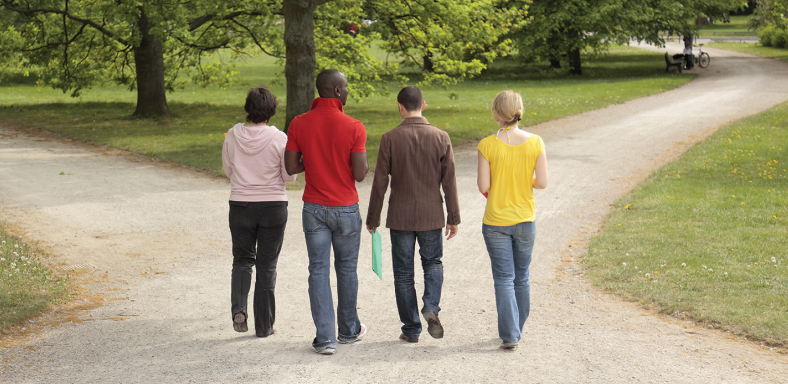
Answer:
[
  {"left": 390, "top": 228, "right": 443, "bottom": 339},
  {"left": 302, "top": 202, "right": 363, "bottom": 349},
  {"left": 482, "top": 221, "right": 536, "bottom": 345}
]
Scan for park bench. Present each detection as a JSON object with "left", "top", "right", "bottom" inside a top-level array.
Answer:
[{"left": 665, "top": 52, "right": 683, "bottom": 73}]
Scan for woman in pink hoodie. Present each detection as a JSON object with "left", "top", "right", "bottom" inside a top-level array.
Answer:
[{"left": 222, "top": 86, "right": 297, "bottom": 337}]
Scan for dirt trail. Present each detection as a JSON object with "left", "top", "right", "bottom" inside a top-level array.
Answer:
[{"left": 1, "top": 43, "right": 787, "bottom": 383}]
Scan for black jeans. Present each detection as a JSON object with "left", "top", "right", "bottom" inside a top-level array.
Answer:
[{"left": 229, "top": 201, "right": 288, "bottom": 336}]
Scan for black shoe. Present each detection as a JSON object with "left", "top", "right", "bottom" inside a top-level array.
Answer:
[
  {"left": 399, "top": 333, "right": 419, "bottom": 343},
  {"left": 233, "top": 313, "right": 248, "bottom": 333},
  {"left": 423, "top": 310, "right": 444, "bottom": 339}
]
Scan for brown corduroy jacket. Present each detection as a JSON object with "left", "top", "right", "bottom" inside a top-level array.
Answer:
[{"left": 366, "top": 116, "right": 460, "bottom": 231}]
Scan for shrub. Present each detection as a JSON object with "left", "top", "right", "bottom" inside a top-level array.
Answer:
[
  {"left": 773, "top": 30, "right": 788, "bottom": 48},
  {"left": 759, "top": 26, "right": 774, "bottom": 47}
]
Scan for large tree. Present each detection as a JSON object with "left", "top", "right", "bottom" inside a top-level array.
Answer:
[
  {"left": 1, "top": 0, "right": 521, "bottom": 126},
  {"left": 238, "top": 0, "right": 525, "bottom": 129},
  {"left": 0, "top": 0, "right": 284, "bottom": 117},
  {"left": 512, "top": 0, "right": 748, "bottom": 75}
]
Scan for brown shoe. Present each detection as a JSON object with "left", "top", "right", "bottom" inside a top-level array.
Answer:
[
  {"left": 233, "top": 313, "right": 248, "bottom": 333},
  {"left": 423, "top": 310, "right": 444, "bottom": 339},
  {"left": 399, "top": 333, "right": 419, "bottom": 343}
]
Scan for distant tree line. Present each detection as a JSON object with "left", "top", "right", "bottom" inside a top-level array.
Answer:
[{"left": 0, "top": 0, "right": 747, "bottom": 126}]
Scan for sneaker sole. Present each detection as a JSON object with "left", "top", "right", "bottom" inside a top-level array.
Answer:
[
  {"left": 313, "top": 347, "right": 336, "bottom": 355},
  {"left": 233, "top": 313, "right": 248, "bottom": 333}
]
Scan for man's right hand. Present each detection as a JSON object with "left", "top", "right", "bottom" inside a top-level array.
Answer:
[{"left": 367, "top": 225, "right": 376, "bottom": 234}]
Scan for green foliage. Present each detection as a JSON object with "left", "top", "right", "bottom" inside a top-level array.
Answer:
[
  {"left": 585, "top": 102, "right": 788, "bottom": 347},
  {"left": 366, "top": 0, "right": 527, "bottom": 85},
  {"left": 1, "top": 226, "right": 71, "bottom": 332},
  {"left": 0, "top": 0, "right": 284, "bottom": 97},
  {"left": 511, "top": 0, "right": 748, "bottom": 72},
  {"left": 750, "top": 0, "right": 788, "bottom": 29},
  {"left": 314, "top": 0, "right": 403, "bottom": 98},
  {"left": 759, "top": 24, "right": 788, "bottom": 46}
]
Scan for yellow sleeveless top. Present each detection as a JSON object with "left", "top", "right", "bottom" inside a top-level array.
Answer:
[{"left": 477, "top": 133, "right": 545, "bottom": 226}]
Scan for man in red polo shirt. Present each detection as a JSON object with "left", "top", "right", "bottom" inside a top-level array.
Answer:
[{"left": 284, "top": 69, "right": 368, "bottom": 355}]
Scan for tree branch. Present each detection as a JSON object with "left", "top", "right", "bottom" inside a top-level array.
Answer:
[{"left": 0, "top": 1, "right": 130, "bottom": 45}]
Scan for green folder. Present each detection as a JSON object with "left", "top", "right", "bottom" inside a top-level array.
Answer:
[{"left": 371, "top": 229, "right": 383, "bottom": 280}]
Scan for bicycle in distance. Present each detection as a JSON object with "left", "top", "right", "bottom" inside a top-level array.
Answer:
[{"left": 695, "top": 44, "right": 710, "bottom": 69}]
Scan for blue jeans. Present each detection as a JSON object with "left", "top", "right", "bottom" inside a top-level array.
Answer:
[
  {"left": 302, "top": 202, "right": 363, "bottom": 349},
  {"left": 482, "top": 222, "right": 535, "bottom": 344},
  {"left": 390, "top": 229, "right": 443, "bottom": 339}
]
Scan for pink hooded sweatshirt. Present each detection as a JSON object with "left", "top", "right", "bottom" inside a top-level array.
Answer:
[{"left": 222, "top": 123, "right": 297, "bottom": 202}]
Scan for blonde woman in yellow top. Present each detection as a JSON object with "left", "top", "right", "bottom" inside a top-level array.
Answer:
[{"left": 477, "top": 90, "right": 548, "bottom": 349}]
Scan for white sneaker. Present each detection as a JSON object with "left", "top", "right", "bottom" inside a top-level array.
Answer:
[
  {"left": 339, "top": 323, "right": 368, "bottom": 344},
  {"left": 312, "top": 345, "right": 336, "bottom": 355}
]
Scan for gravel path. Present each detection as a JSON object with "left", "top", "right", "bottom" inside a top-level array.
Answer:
[{"left": 1, "top": 43, "right": 788, "bottom": 383}]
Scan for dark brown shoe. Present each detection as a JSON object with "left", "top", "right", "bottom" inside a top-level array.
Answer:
[
  {"left": 233, "top": 313, "right": 248, "bottom": 333},
  {"left": 423, "top": 310, "right": 444, "bottom": 339},
  {"left": 399, "top": 333, "right": 419, "bottom": 343}
]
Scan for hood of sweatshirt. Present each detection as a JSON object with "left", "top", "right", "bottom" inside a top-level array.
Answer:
[{"left": 230, "top": 123, "right": 279, "bottom": 156}]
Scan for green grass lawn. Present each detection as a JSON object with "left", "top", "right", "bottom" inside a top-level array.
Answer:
[
  {"left": 706, "top": 42, "right": 788, "bottom": 63},
  {"left": 583, "top": 102, "right": 788, "bottom": 347},
  {"left": 0, "top": 226, "right": 71, "bottom": 333},
  {"left": 697, "top": 16, "right": 758, "bottom": 37},
  {"left": 0, "top": 45, "right": 693, "bottom": 176}
]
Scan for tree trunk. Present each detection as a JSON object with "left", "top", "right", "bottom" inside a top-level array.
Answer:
[
  {"left": 568, "top": 48, "right": 582, "bottom": 75},
  {"left": 133, "top": 10, "right": 171, "bottom": 118},
  {"left": 283, "top": 0, "right": 318, "bottom": 132},
  {"left": 423, "top": 52, "right": 434, "bottom": 72}
]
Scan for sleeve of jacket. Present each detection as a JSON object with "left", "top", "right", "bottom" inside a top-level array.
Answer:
[
  {"left": 366, "top": 133, "right": 391, "bottom": 228},
  {"left": 440, "top": 133, "right": 461, "bottom": 225}
]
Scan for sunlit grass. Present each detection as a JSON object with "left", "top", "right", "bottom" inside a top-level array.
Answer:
[
  {"left": 705, "top": 42, "right": 788, "bottom": 63},
  {"left": 0, "top": 225, "right": 71, "bottom": 333},
  {"left": 0, "top": 45, "right": 693, "bottom": 176},
  {"left": 584, "top": 102, "right": 788, "bottom": 347}
]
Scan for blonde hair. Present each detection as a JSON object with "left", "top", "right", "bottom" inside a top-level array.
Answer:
[{"left": 491, "top": 90, "right": 523, "bottom": 127}]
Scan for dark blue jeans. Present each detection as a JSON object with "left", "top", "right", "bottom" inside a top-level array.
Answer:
[
  {"left": 390, "top": 228, "right": 443, "bottom": 339},
  {"left": 229, "top": 201, "right": 288, "bottom": 337},
  {"left": 302, "top": 202, "right": 363, "bottom": 349}
]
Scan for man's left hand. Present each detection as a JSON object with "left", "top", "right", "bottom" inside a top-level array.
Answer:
[{"left": 445, "top": 225, "right": 458, "bottom": 240}]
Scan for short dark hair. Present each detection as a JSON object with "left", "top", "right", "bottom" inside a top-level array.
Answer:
[
  {"left": 397, "top": 85, "right": 423, "bottom": 112},
  {"left": 244, "top": 86, "right": 278, "bottom": 124}
]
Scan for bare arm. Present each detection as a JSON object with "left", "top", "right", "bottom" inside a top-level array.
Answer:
[
  {"left": 532, "top": 152, "right": 548, "bottom": 189},
  {"left": 284, "top": 150, "right": 305, "bottom": 175},
  {"left": 477, "top": 150, "right": 491, "bottom": 193},
  {"left": 351, "top": 152, "right": 368, "bottom": 182}
]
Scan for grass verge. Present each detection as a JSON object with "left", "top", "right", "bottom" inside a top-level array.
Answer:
[
  {"left": 0, "top": 225, "right": 71, "bottom": 333},
  {"left": 0, "top": 45, "right": 693, "bottom": 176},
  {"left": 583, "top": 102, "right": 788, "bottom": 347},
  {"left": 705, "top": 42, "right": 788, "bottom": 63}
]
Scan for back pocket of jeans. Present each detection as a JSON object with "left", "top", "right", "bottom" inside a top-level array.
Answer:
[
  {"left": 302, "top": 209, "right": 324, "bottom": 233},
  {"left": 337, "top": 210, "right": 361, "bottom": 237},
  {"left": 482, "top": 225, "right": 505, "bottom": 238}
]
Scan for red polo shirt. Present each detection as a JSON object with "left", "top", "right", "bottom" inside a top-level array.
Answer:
[{"left": 286, "top": 98, "right": 367, "bottom": 206}]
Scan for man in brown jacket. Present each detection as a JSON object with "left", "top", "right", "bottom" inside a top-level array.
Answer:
[{"left": 366, "top": 85, "right": 460, "bottom": 343}]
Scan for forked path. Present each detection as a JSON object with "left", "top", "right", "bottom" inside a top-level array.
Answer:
[{"left": 1, "top": 43, "right": 787, "bottom": 383}]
